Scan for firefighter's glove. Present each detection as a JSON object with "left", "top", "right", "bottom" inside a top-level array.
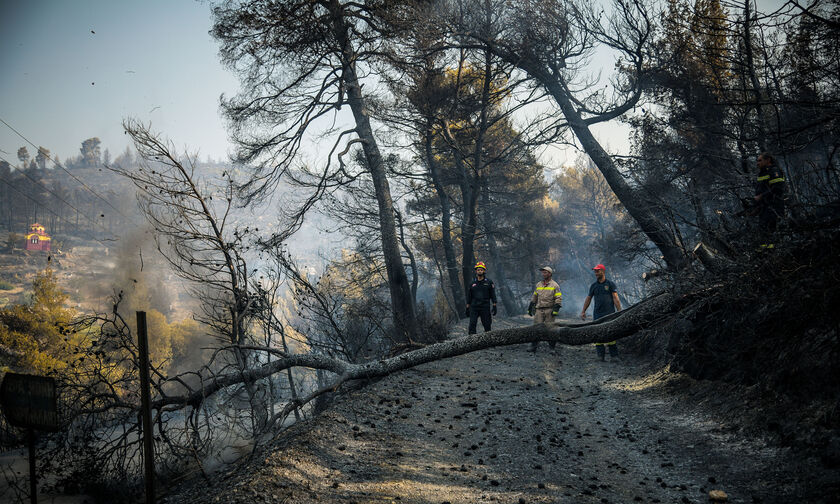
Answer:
[
  {"left": 552, "top": 304, "right": 561, "bottom": 316},
  {"left": 465, "top": 307, "right": 470, "bottom": 318},
  {"left": 527, "top": 302, "right": 535, "bottom": 317},
  {"left": 492, "top": 305, "right": 497, "bottom": 316}
]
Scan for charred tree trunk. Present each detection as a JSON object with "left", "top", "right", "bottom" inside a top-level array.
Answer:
[
  {"left": 486, "top": 233, "right": 517, "bottom": 314},
  {"left": 692, "top": 241, "right": 735, "bottom": 274},
  {"left": 424, "top": 126, "right": 466, "bottom": 316},
  {"left": 460, "top": 185, "right": 479, "bottom": 301},
  {"left": 474, "top": 42, "right": 689, "bottom": 270},
  {"left": 280, "top": 329, "right": 301, "bottom": 422},
  {"left": 456, "top": 48, "right": 493, "bottom": 296},
  {"left": 689, "top": 174, "right": 712, "bottom": 243},
  {"left": 395, "top": 208, "right": 418, "bottom": 305},
  {"left": 537, "top": 72, "right": 689, "bottom": 270},
  {"left": 465, "top": 48, "right": 493, "bottom": 287},
  {"left": 330, "top": 1, "right": 418, "bottom": 343},
  {"left": 482, "top": 186, "right": 518, "bottom": 315},
  {"left": 742, "top": 0, "right": 768, "bottom": 152},
  {"left": 441, "top": 121, "right": 480, "bottom": 300},
  {"left": 232, "top": 311, "right": 268, "bottom": 434}
]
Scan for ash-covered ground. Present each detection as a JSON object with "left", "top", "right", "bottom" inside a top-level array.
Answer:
[{"left": 162, "top": 317, "right": 837, "bottom": 504}]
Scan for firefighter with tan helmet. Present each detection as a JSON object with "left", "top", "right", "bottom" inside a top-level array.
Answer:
[
  {"left": 466, "top": 261, "right": 497, "bottom": 335},
  {"left": 527, "top": 266, "right": 562, "bottom": 352}
]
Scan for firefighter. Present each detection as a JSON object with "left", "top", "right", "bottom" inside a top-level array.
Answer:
[
  {"left": 527, "top": 266, "right": 562, "bottom": 352},
  {"left": 580, "top": 264, "right": 622, "bottom": 362},
  {"left": 466, "top": 261, "right": 497, "bottom": 335},
  {"left": 754, "top": 152, "right": 786, "bottom": 249}
]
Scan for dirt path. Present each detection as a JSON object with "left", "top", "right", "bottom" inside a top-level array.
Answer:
[{"left": 166, "top": 317, "right": 830, "bottom": 504}]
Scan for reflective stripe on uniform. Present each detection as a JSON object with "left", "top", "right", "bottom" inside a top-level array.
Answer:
[
  {"left": 757, "top": 175, "right": 770, "bottom": 181},
  {"left": 534, "top": 280, "right": 562, "bottom": 308},
  {"left": 769, "top": 177, "right": 785, "bottom": 184},
  {"left": 554, "top": 292, "right": 562, "bottom": 297}
]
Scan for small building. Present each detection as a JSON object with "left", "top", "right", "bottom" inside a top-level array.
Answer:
[{"left": 24, "top": 223, "right": 51, "bottom": 251}]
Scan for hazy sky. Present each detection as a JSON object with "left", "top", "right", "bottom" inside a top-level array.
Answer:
[
  {"left": 0, "top": 0, "right": 239, "bottom": 166},
  {"left": 1, "top": 0, "right": 789, "bottom": 171},
  {"left": 0, "top": 0, "right": 628, "bottom": 171}
]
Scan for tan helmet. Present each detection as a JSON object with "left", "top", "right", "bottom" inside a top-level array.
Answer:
[{"left": 539, "top": 266, "right": 553, "bottom": 274}]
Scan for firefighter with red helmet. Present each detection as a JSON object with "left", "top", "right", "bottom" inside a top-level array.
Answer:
[
  {"left": 466, "top": 261, "right": 497, "bottom": 335},
  {"left": 580, "top": 264, "right": 622, "bottom": 361}
]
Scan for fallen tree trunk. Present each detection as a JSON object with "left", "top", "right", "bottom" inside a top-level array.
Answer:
[
  {"left": 693, "top": 242, "right": 736, "bottom": 274},
  {"left": 49, "top": 288, "right": 704, "bottom": 477},
  {"left": 152, "top": 290, "right": 698, "bottom": 422}
]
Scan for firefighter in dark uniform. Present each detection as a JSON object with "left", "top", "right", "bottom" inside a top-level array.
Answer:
[
  {"left": 466, "top": 261, "right": 497, "bottom": 335},
  {"left": 580, "top": 264, "right": 622, "bottom": 361},
  {"left": 754, "top": 152, "right": 786, "bottom": 249}
]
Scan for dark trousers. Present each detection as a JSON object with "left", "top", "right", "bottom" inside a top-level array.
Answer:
[
  {"left": 468, "top": 305, "right": 492, "bottom": 334},
  {"left": 595, "top": 342, "right": 619, "bottom": 358},
  {"left": 759, "top": 205, "right": 779, "bottom": 232},
  {"left": 758, "top": 204, "right": 782, "bottom": 248},
  {"left": 594, "top": 312, "right": 618, "bottom": 358}
]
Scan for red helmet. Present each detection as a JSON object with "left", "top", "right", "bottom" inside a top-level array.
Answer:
[
  {"left": 474, "top": 261, "right": 486, "bottom": 270},
  {"left": 592, "top": 263, "right": 606, "bottom": 271}
]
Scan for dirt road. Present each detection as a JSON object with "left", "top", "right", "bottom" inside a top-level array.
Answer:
[{"left": 166, "top": 317, "right": 832, "bottom": 504}]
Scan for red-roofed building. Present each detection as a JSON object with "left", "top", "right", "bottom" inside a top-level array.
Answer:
[{"left": 24, "top": 223, "right": 51, "bottom": 251}]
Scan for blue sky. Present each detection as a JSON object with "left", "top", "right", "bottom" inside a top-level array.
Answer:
[{"left": 0, "top": 0, "right": 239, "bottom": 166}]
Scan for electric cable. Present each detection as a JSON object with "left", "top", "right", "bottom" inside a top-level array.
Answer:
[
  {"left": 0, "top": 154, "right": 117, "bottom": 237},
  {"left": 0, "top": 116, "right": 142, "bottom": 226},
  {"left": 0, "top": 173, "right": 115, "bottom": 248}
]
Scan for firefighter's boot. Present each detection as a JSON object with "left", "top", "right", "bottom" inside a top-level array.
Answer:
[{"left": 608, "top": 344, "right": 620, "bottom": 362}]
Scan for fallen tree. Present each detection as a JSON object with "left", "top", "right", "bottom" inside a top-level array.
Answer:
[
  {"left": 18, "top": 286, "right": 697, "bottom": 500},
  {"left": 148, "top": 288, "right": 699, "bottom": 429},
  {"left": 26, "top": 226, "right": 840, "bottom": 501}
]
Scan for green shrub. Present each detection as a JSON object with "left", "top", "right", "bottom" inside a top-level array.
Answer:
[{"left": 0, "top": 281, "right": 14, "bottom": 291}]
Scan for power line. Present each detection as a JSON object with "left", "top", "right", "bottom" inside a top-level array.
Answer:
[
  {"left": 0, "top": 116, "right": 142, "bottom": 226},
  {"left": 0, "top": 171, "right": 117, "bottom": 247},
  {"left": 0, "top": 173, "right": 115, "bottom": 249},
  {"left": 0, "top": 154, "right": 116, "bottom": 237}
]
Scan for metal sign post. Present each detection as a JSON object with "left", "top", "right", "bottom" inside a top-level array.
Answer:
[
  {"left": 28, "top": 428, "right": 36, "bottom": 504},
  {"left": 0, "top": 373, "right": 61, "bottom": 504},
  {"left": 136, "top": 311, "right": 156, "bottom": 504}
]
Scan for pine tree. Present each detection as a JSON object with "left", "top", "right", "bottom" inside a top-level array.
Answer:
[
  {"left": 16, "top": 146, "right": 30, "bottom": 169},
  {"left": 35, "top": 146, "right": 51, "bottom": 170},
  {"left": 0, "top": 267, "right": 73, "bottom": 373}
]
